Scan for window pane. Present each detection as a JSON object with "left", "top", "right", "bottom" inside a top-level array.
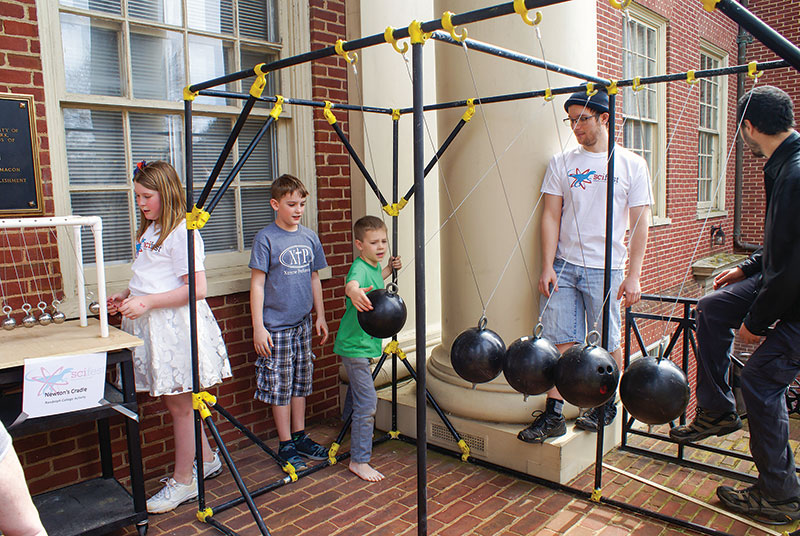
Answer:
[
  {"left": 187, "top": 0, "right": 234, "bottom": 35},
  {"left": 130, "top": 113, "right": 184, "bottom": 172},
  {"left": 242, "top": 187, "right": 272, "bottom": 248},
  {"left": 238, "top": 118, "right": 276, "bottom": 182},
  {"left": 238, "top": 0, "right": 277, "bottom": 41},
  {"left": 64, "top": 109, "right": 126, "bottom": 185},
  {"left": 129, "top": 0, "right": 182, "bottom": 26},
  {"left": 61, "top": 14, "right": 122, "bottom": 96},
  {"left": 200, "top": 189, "right": 237, "bottom": 252},
  {"left": 60, "top": 0, "right": 120, "bottom": 14},
  {"left": 189, "top": 35, "right": 235, "bottom": 104},
  {"left": 131, "top": 27, "right": 186, "bottom": 100},
  {"left": 71, "top": 191, "right": 132, "bottom": 263},
  {"left": 240, "top": 48, "right": 279, "bottom": 97},
  {"left": 192, "top": 116, "right": 234, "bottom": 186}
]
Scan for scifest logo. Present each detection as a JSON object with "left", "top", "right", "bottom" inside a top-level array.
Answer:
[{"left": 25, "top": 365, "right": 105, "bottom": 397}]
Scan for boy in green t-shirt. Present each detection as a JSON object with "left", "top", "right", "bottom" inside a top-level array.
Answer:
[{"left": 334, "top": 216, "right": 402, "bottom": 481}]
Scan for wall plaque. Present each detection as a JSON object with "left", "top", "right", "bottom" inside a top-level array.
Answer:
[{"left": 0, "top": 93, "right": 43, "bottom": 216}]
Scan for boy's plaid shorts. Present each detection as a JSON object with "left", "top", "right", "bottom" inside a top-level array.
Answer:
[{"left": 254, "top": 316, "right": 315, "bottom": 406}]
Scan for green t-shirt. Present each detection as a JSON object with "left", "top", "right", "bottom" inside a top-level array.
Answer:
[{"left": 333, "top": 257, "right": 385, "bottom": 358}]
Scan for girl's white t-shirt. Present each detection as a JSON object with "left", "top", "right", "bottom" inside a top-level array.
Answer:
[
  {"left": 541, "top": 145, "right": 652, "bottom": 270},
  {"left": 128, "top": 220, "right": 205, "bottom": 296}
]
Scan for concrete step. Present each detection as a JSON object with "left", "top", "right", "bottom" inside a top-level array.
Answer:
[{"left": 375, "top": 380, "right": 621, "bottom": 484}]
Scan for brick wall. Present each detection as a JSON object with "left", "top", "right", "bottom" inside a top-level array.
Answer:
[
  {"left": 740, "top": 0, "right": 800, "bottom": 246},
  {"left": 0, "top": 0, "right": 59, "bottom": 321},
  {"left": 2, "top": 0, "right": 351, "bottom": 494},
  {"left": 308, "top": 0, "right": 352, "bottom": 422}
]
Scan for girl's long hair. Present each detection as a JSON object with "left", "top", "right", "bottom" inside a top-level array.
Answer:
[{"left": 133, "top": 161, "right": 185, "bottom": 248}]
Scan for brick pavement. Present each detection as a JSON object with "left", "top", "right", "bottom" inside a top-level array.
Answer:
[{"left": 110, "top": 419, "right": 800, "bottom": 536}]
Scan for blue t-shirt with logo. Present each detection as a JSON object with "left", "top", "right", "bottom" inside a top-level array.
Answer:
[{"left": 249, "top": 223, "right": 327, "bottom": 331}]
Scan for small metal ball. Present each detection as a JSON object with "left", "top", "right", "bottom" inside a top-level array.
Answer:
[
  {"left": 2, "top": 317, "right": 16, "bottom": 331},
  {"left": 52, "top": 311, "right": 66, "bottom": 324},
  {"left": 88, "top": 302, "right": 101, "bottom": 315},
  {"left": 38, "top": 312, "right": 52, "bottom": 326},
  {"left": 22, "top": 314, "right": 37, "bottom": 328}
]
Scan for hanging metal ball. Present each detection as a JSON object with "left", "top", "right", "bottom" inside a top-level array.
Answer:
[
  {"left": 554, "top": 334, "right": 620, "bottom": 408},
  {"left": 620, "top": 355, "right": 690, "bottom": 425},
  {"left": 503, "top": 326, "right": 560, "bottom": 398},
  {"left": 88, "top": 301, "right": 101, "bottom": 315},
  {"left": 450, "top": 317, "right": 506, "bottom": 385},
  {"left": 22, "top": 313, "right": 37, "bottom": 328},
  {"left": 2, "top": 316, "right": 16, "bottom": 331},
  {"left": 357, "top": 283, "right": 407, "bottom": 339},
  {"left": 36, "top": 302, "right": 51, "bottom": 326},
  {"left": 52, "top": 310, "right": 67, "bottom": 324}
]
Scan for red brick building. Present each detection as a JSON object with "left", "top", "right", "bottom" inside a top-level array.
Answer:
[{"left": 0, "top": 0, "right": 795, "bottom": 503}]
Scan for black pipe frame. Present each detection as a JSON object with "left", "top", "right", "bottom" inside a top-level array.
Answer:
[
  {"left": 197, "top": 60, "right": 788, "bottom": 120},
  {"left": 178, "top": 0, "right": 800, "bottom": 534}
]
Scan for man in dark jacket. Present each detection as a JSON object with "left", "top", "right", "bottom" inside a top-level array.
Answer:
[{"left": 669, "top": 85, "right": 800, "bottom": 522}]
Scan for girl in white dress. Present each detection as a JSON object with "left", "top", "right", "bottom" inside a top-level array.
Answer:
[{"left": 108, "top": 160, "right": 232, "bottom": 514}]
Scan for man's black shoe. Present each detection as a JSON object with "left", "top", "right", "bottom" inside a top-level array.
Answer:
[
  {"left": 669, "top": 407, "right": 742, "bottom": 443},
  {"left": 574, "top": 400, "right": 617, "bottom": 432},
  {"left": 517, "top": 410, "right": 566, "bottom": 444},
  {"left": 717, "top": 485, "right": 800, "bottom": 523}
]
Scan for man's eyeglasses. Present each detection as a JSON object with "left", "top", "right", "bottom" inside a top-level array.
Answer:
[{"left": 563, "top": 115, "right": 598, "bottom": 127}]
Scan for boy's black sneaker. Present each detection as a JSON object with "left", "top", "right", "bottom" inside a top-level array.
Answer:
[
  {"left": 669, "top": 407, "right": 742, "bottom": 443},
  {"left": 574, "top": 400, "right": 617, "bottom": 432},
  {"left": 717, "top": 485, "right": 800, "bottom": 523},
  {"left": 278, "top": 442, "right": 307, "bottom": 471},
  {"left": 517, "top": 410, "right": 566, "bottom": 443},
  {"left": 293, "top": 432, "right": 329, "bottom": 460}
]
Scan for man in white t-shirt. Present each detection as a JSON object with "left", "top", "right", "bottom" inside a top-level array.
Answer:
[{"left": 518, "top": 85, "right": 652, "bottom": 444}]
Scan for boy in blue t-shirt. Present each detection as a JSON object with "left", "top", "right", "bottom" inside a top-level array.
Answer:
[
  {"left": 334, "top": 215, "right": 401, "bottom": 481},
  {"left": 249, "top": 174, "right": 329, "bottom": 470}
]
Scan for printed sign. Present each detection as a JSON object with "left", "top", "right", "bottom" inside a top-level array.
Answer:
[{"left": 22, "top": 352, "right": 107, "bottom": 418}]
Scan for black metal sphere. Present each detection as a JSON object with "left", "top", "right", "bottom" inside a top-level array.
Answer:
[
  {"left": 450, "top": 326, "right": 506, "bottom": 384},
  {"left": 554, "top": 343, "right": 619, "bottom": 408},
  {"left": 357, "top": 287, "right": 407, "bottom": 339},
  {"left": 620, "top": 356, "right": 690, "bottom": 425},
  {"left": 503, "top": 335, "right": 559, "bottom": 396}
]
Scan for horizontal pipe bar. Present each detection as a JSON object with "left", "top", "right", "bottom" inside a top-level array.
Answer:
[
  {"left": 188, "top": 0, "right": 571, "bottom": 93},
  {"left": 200, "top": 59, "right": 788, "bottom": 119},
  {"left": 430, "top": 31, "right": 609, "bottom": 84},
  {"left": 715, "top": 0, "right": 800, "bottom": 72},
  {"left": 397, "top": 59, "right": 789, "bottom": 114},
  {"left": 198, "top": 90, "right": 396, "bottom": 114}
]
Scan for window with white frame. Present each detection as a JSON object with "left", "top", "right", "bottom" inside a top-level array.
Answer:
[
  {"left": 40, "top": 0, "right": 315, "bottom": 304},
  {"left": 622, "top": 7, "right": 667, "bottom": 222},
  {"left": 697, "top": 45, "right": 727, "bottom": 214}
]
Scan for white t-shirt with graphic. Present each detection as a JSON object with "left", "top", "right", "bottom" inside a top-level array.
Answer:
[
  {"left": 541, "top": 145, "right": 652, "bottom": 269},
  {"left": 128, "top": 220, "right": 205, "bottom": 296}
]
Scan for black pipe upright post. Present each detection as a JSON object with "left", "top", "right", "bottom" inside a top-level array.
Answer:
[
  {"left": 594, "top": 92, "right": 617, "bottom": 492},
  {"left": 411, "top": 39, "right": 427, "bottom": 535},
  {"left": 713, "top": 0, "right": 800, "bottom": 72},
  {"left": 184, "top": 98, "right": 206, "bottom": 507},
  {"left": 392, "top": 113, "right": 400, "bottom": 433}
]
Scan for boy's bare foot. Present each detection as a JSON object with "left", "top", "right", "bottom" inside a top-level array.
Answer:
[{"left": 349, "top": 462, "right": 384, "bottom": 482}]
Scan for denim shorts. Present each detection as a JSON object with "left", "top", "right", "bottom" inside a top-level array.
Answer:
[{"left": 539, "top": 258, "right": 623, "bottom": 351}]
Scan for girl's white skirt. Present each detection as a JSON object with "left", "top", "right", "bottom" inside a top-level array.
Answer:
[{"left": 122, "top": 300, "right": 232, "bottom": 396}]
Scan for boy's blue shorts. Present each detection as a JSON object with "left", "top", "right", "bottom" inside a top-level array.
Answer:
[{"left": 254, "top": 316, "right": 315, "bottom": 406}]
